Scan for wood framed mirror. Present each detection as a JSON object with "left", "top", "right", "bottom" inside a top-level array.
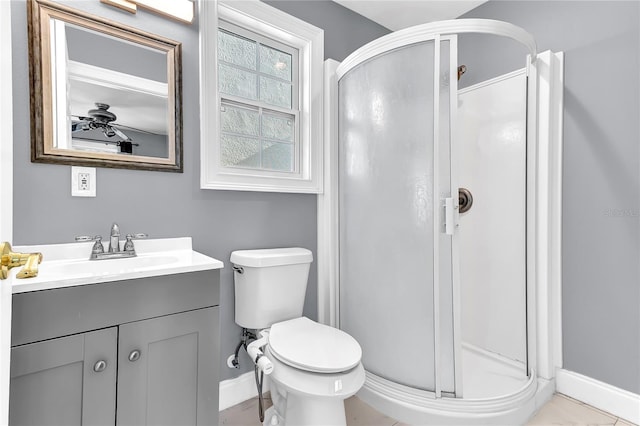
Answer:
[{"left": 27, "top": 0, "right": 183, "bottom": 172}]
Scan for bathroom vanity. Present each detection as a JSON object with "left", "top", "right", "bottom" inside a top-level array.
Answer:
[{"left": 7, "top": 238, "right": 223, "bottom": 425}]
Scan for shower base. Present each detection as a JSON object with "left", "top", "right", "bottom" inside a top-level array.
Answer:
[
  {"left": 461, "top": 343, "right": 529, "bottom": 399},
  {"left": 356, "top": 346, "right": 554, "bottom": 425}
]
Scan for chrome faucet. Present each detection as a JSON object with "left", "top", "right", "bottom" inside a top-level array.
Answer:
[
  {"left": 109, "top": 223, "right": 121, "bottom": 252},
  {"left": 76, "top": 223, "right": 147, "bottom": 260}
]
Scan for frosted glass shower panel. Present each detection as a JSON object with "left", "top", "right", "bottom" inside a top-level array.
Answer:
[{"left": 339, "top": 41, "right": 442, "bottom": 391}]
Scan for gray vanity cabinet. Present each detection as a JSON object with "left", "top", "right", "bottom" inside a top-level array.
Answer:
[
  {"left": 9, "top": 328, "right": 118, "bottom": 426},
  {"left": 9, "top": 270, "right": 221, "bottom": 426}
]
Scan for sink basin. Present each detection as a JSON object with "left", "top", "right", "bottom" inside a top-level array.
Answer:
[
  {"left": 9, "top": 237, "right": 224, "bottom": 293},
  {"left": 40, "top": 255, "right": 180, "bottom": 277}
]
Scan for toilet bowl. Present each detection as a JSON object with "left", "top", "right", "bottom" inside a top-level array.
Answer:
[
  {"left": 230, "top": 248, "right": 365, "bottom": 426},
  {"left": 264, "top": 317, "right": 365, "bottom": 426}
]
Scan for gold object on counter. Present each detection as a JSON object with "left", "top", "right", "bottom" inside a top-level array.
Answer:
[{"left": 0, "top": 242, "right": 43, "bottom": 280}]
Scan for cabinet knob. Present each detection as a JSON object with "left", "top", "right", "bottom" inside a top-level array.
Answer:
[
  {"left": 128, "top": 349, "right": 141, "bottom": 362},
  {"left": 93, "top": 360, "right": 107, "bottom": 373}
]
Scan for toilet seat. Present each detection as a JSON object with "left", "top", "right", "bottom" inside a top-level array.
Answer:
[
  {"left": 269, "top": 317, "right": 362, "bottom": 373},
  {"left": 266, "top": 346, "right": 366, "bottom": 398}
]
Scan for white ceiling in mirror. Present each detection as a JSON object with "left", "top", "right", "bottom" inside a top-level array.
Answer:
[{"left": 333, "top": 0, "right": 488, "bottom": 30}]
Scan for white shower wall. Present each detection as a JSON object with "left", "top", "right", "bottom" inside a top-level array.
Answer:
[{"left": 457, "top": 71, "right": 527, "bottom": 364}]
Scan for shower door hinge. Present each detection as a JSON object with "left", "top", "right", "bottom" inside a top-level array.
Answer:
[{"left": 444, "top": 197, "right": 458, "bottom": 235}]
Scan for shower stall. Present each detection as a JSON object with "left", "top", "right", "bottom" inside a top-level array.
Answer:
[{"left": 321, "top": 19, "right": 564, "bottom": 424}]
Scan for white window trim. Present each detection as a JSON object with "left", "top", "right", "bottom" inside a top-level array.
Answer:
[{"left": 199, "top": 0, "right": 324, "bottom": 193}]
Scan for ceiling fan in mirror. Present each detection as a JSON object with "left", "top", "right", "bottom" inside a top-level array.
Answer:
[{"left": 71, "top": 103, "right": 141, "bottom": 154}]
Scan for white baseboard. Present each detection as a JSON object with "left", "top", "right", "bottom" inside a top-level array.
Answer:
[
  {"left": 556, "top": 368, "right": 640, "bottom": 424},
  {"left": 219, "top": 371, "right": 258, "bottom": 411},
  {"left": 219, "top": 371, "right": 271, "bottom": 411}
]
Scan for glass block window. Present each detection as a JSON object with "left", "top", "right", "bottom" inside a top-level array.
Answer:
[
  {"left": 201, "top": 0, "right": 323, "bottom": 193},
  {"left": 220, "top": 101, "right": 295, "bottom": 172},
  {"left": 218, "top": 23, "right": 299, "bottom": 173}
]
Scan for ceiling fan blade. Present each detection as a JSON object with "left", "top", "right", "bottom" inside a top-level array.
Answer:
[
  {"left": 70, "top": 115, "right": 92, "bottom": 121},
  {"left": 111, "top": 125, "right": 133, "bottom": 142},
  {"left": 71, "top": 122, "right": 90, "bottom": 132},
  {"left": 113, "top": 122, "right": 163, "bottom": 136}
]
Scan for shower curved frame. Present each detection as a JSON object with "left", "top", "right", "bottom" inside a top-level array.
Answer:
[
  {"left": 318, "top": 19, "right": 564, "bottom": 424},
  {"left": 336, "top": 19, "right": 537, "bottom": 79}
]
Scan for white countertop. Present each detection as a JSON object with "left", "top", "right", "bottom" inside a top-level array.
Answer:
[{"left": 8, "top": 237, "right": 224, "bottom": 294}]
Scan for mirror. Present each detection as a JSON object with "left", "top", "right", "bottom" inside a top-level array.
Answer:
[{"left": 28, "top": 0, "right": 183, "bottom": 172}]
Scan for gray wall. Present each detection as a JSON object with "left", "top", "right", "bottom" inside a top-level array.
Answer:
[
  {"left": 264, "top": 0, "right": 390, "bottom": 61},
  {"left": 460, "top": 1, "right": 640, "bottom": 394},
  {"left": 11, "top": 0, "right": 387, "bottom": 382}
]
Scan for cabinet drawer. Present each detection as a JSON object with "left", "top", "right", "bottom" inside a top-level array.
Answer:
[{"left": 12, "top": 270, "right": 219, "bottom": 346}]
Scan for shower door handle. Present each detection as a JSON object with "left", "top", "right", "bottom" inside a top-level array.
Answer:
[{"left": 444, "top": 197, "right": 457, "bottom": 235}]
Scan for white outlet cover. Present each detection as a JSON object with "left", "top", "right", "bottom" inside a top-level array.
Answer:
[{"left": 71, "top": 166, "right": 96, "bottom": 197}]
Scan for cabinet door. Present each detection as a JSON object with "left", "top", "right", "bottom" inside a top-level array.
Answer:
[
  {"left": 9, "top": 327, "right": 117, "bottom": 426},
  {"left": 117, "top": 307, "right": 219, "bottom": 426}
]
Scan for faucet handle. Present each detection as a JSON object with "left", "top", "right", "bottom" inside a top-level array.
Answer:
[
  {"left": 126, "top": 233, "right": 148, "bottom": 240},
  {"left": 75, "top": 236, "right": 104, "bottom": 254},
  {"left": 123, "top": 233, "right": 146, "bottom": 253},
  {"left": 91, "top": 236, "right": 104, "bottom": 254},
  {"left": 75, "top": 235, "right": 102, "bottom": 241}
]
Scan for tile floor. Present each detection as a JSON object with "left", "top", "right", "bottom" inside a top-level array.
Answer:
[{"left": 219, "top": 393, "right": 638, "bottom": 426}]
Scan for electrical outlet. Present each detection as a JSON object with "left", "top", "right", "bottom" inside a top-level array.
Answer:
[
  {"left": 71, "top": 167, "right": 96, "bottom": 197},
  {"left": 78, "top": 173, "right": 90, "bottom": 191}
]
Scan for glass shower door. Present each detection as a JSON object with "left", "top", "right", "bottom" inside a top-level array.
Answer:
[{"left": 338, "top": 38, "right": 457, "bottom": 393}]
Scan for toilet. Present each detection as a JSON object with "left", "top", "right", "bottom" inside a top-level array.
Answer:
[{"left": 231, "top": 248, "right": 365, "bottom": 426}]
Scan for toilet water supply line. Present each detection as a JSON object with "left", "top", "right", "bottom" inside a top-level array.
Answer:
[{"left": 229, "top": 328, "right": 273, "bottom": 422}]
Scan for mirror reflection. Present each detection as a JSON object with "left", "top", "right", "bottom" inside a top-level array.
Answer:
[
  {"left": 29, "top": 0, "right": 183, "bottom": 172},
  {"left": 63, "top": 23, "right": 168, "bottom": 157}
]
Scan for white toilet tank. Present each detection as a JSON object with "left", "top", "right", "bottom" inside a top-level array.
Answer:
[{"left": 231, "top": 248, "right": 313, "bottom": 330}]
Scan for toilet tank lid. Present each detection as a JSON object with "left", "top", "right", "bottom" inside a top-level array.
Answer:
[{"left": 230, "top": 248, "right": 313, "bottom": 268}]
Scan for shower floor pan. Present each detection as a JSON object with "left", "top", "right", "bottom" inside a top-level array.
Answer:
[{"left": 356, "top": 345, "right": 554, "bottom": 425}]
